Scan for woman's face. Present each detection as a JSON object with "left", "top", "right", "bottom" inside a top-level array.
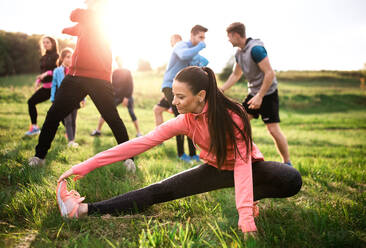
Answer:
[
  {"left": 63, "top": 53, "right": 72, "bottom": 67},
  {"left": 42, "top": 38, "right": 53, "bottom": 51},
  {"left": 172, "top": 80, "right": 205, "bottom": 114}
]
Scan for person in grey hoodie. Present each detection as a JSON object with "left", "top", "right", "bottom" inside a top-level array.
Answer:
[{"left": 221, "top": 22, "right": 292, "bottom": 166}]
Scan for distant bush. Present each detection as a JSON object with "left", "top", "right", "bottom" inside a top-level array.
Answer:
[
  {"left": 155, "top": 63, "right": 167, "bottom": 75},
  {"left": 0, "top": 30, "right": 75, "bottom": 76},
  {"left": 137, "top": 59, "right": 152, "bottom": 72},
  {"left": 276, "top": 70, "right": 363, "bottom": 81},
  {"left": 219, "top": 55, "right": 363, "bottom": 83}
]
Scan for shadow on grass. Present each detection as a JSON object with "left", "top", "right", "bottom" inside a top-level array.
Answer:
[{"left": 92, "top": 136, "right": 114, "bottom": 154}]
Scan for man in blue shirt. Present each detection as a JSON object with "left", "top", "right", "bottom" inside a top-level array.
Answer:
[
  {"left": 221, "top": 22, "right": 292, "bottom": 166},
  {"left": 154, "top": 34, "right": 183, "bottom": 129},
  {"left": 161, "top": 25, "right": 208, "bottom": 163}
]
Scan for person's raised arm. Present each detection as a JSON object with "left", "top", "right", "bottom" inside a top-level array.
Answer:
[
  {"left": 69, "top": 8, "right": 91, "bottom": 23},
  {"left": 175, "top": 42, "right": 206, "bottom": 61},
  {"left": 62, "top": 24, "right": 81, "bottom": 37},
  {"left": 247, "top": 57, "right": 275, "bottom": 109},
  {"left": 221, "top": 63, "right": 243, "bottom": 92}
]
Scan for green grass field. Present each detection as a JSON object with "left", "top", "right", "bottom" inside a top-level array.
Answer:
[{"left": 0, "top": 72, "right": 365, "bottom": 247}]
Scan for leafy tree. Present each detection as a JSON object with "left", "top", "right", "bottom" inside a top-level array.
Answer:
[
  {"left": 137, "top": 59, "right": 152, "bottom": 72},
  {"left": 0, "top": 30, "right": 75, "bottom": 76}
]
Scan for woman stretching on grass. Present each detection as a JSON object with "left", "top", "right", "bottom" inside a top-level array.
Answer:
[{"left": 57, "top": 66, "right": 302, "bottom": 235}]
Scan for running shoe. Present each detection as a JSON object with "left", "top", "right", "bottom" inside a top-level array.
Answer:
[
  {"left": 190, "top": 155, "right": 200, "bottom": 162},
  {"left": 179, "top": 153, "right": 191, "bottom": 163},
  {"left": 90, "top": 130, "right": 101, "bottom": 136},
  {"left": 68, "top": 141, "right": 79, "bottom": 148},
  {"left": 124, "top": 159, "right": 136, "bottom": 173},
  {"left": 25, "top": 126, "right": 40, "bottom": 136},
  {"left": 28, "top": 156, "right": 45, "bottom": 167},
  {"left": 56, "top": 180, "right": 85, "bottom": 218},
  {"left": 285, "top": 161, "right": 293, "bottom": 167}
]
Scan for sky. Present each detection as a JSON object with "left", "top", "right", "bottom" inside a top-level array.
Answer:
[{"left": 1, "top": 0, "right": 365, "bottom": 72}]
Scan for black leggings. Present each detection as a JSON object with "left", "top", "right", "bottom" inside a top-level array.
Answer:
[
  {"left": 88, "top": 161, "right": 302, "bottom": 215},
  {"left": 35, "top": 75, "right": 130, "bottom": 159},
  {"left": 114, "top": 97, "right": 137, "bottom": 122},
  {"left": 27, "top": 87, "right": 51, "bottom": 124},
  {"left": 126, "top": 97, "right": 137, "bottom": 122},
  {"left": 162, "top": 87, "right": 196, "bottom": 157}
]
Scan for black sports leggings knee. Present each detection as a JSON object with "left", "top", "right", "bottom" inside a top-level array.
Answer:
[
  {"left": 27, "top": 87, "right": 51, "bottom": 124},
  {"left": 88, "top": 161, "right": 302, "bottom": 215}
]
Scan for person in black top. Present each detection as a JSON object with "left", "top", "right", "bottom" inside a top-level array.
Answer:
[
  {"left": 91, "top": 56, "right": 141, "bottom": 137},
  {"left": 25, "top": 36, "right": 59, "bottom": 136}
]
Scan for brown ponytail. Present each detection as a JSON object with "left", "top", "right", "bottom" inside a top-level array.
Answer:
[{"left": 175, "top": 66, "right": 252, "bottom": 168}]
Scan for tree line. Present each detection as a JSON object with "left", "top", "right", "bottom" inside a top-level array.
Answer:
[{"left": 0, "top": 30, "right": 75, "bottom": 76}]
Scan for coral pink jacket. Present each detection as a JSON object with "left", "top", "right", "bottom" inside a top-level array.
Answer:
[
  {"left": 62, "top": 9, "right": 112, "bottom": 82},
  {"left": 72, "top": 104, "right": 264, "bottom": 232}
]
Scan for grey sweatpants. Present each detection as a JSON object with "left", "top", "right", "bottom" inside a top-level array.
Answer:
[{"left": 64, "top": 108, "right": 78, "bottom": 141}]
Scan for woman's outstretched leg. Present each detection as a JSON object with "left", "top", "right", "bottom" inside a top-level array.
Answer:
[
  {"left": 59, "top": 161, "right": 301, "bottom": 217},
  {"left": 87, "top": 163, "right": 234, "bottom": 215}
]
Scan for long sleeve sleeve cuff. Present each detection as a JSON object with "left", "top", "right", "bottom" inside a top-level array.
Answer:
[{"left": 238, "top": 208, "right": 257, "bottom": 233}]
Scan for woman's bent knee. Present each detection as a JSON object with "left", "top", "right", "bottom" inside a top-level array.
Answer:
[{"left": 287, "top": 168, "right": 302, "bottom": 197}]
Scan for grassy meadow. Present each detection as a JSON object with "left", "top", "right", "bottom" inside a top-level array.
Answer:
[{"left": 0, "top": 71, "right": 365, "bottom": 247}]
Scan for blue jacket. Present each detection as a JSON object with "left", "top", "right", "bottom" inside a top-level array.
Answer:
[
  {"left": 50, "top": 66, "right": 66, "bottom": 102},
  {"left": 190, "top": 54, "right": 209, "bottom": 67},
  {"left": 161, "top": 41, "right": 206, "bottom": 89}
]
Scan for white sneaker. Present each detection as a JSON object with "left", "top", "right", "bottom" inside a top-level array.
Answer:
[
  {"left": 124, "top": 159, "right": 136, "bottom": 173},
  {"left": 28, "top": 156, "right": 45, "bottom": 167},
  {"left": 68, "top": 141, "right": 79, "bottom": 148}
]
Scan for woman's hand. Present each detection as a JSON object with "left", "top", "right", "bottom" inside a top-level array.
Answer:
[
  {"left": 57, "top": 168, "right": 75, "bottom": 182},
  {"left": 122, "top": 98, "right": 129, "bottom": 107},
  {"left": 39, "top": 72, "right": 48, "bottom": 80},
  {"left": 247, "top": 93, "right": 263, "bottom": 109}
]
